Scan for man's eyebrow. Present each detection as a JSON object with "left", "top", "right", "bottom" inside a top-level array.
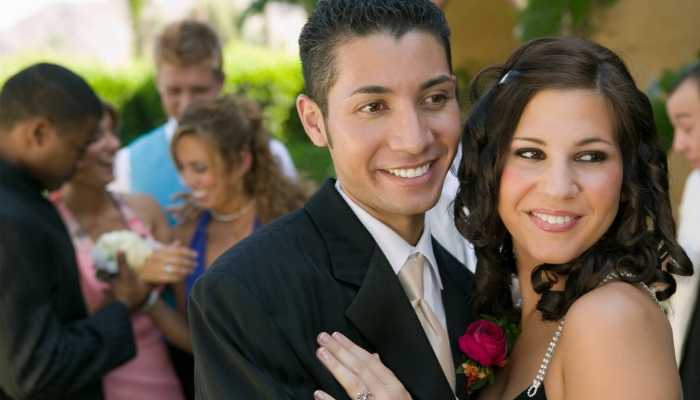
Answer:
[
  {"left": 348, "top": 75, "right": 453, "bottom": 97},
  {"left": 420, "top": 75, "right": 453, "bottom": 91},
  {"left": 350, "top": 85, "right": 392, "bottom": 97}
]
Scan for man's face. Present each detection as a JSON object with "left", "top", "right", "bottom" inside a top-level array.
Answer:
[
  {"left": 302, "top": 31, "right": 461, "bottom": 237},
  {"left": 156, "top": 60, "right": 223, "bottom": 121},
  {"left": 36, "top": 118, "right": 98, "bottom": 190},
  {"left": 668, "top": 79, "right": 700, "bottom": 169}
]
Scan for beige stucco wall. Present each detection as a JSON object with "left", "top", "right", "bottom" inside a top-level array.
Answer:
[
  {"left": 446, "top": 0, "right": 700, "bottom": 214},
  {"left": 443, "top": 0, "right": 519, "bottom": 77}
]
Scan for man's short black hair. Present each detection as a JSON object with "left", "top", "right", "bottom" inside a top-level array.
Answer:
[
  {"left": 0, "top": 63, "right": 102, "bottom": 133},
  {"left": 669, "top": 62, "right": 700, "bottom": 96},
  {"left": 299, "top": 0, "right": 452, "bottom": 114}
]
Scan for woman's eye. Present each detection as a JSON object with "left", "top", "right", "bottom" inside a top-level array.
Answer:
[
  {"left": 515, "top": 148, "right": 545, "bottom": 160},
  {"left": 576, "top": 151, "right": 607, "bottom": 162},
  {"left": 193, "top": 164, "right": 208, "bottom": 173},
  {"left": 360, "top": 102, "right": 386, "bottom": 113}
]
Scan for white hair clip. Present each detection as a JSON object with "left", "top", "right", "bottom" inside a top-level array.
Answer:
[{"left": 499, "top": 70, "right": 513, "bottom": 85}]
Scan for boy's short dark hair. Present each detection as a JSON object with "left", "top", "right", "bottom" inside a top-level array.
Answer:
[
  {"left": 0, "top": 63, "right": 102, "bottom": 133},
  {"left": 299, "top": 0, "right": 452, "bottom": 113}
]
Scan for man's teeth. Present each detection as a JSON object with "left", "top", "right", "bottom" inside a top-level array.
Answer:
[
  {"left": 532, "top": 212, "right": 574, "bottom": 225},
  {"left": 192, "top": 191, "right": 206, "bottom": 199},
  {"left": 387, "top": 163, "right": 431, "bottom": 178}
]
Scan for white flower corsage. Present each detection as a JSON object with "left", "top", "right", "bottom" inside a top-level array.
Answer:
[{"left": 92, "top": 230, "right": 159, "bottom": 280}]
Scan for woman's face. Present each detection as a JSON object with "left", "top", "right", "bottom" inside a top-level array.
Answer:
[
  {"left": 174, "top": 134, "right": 240, "bottom": 211},
  {"left": 72, "top": 113, "right": 120, "bottom": 187},
  {"left": 498, "top": 88, "right": 623, "bottom": 269}
]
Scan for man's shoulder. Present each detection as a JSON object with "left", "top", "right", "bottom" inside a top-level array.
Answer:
[{"left": 191, "top": 208, "right": 328, "bottom": 303}]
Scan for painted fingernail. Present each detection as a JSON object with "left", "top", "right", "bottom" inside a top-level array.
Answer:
[
  {"left": 332, "top": 331, "right": 348, "bottom": 342},
  {"left": 317, "top": 347, "right": 330, "bottom": 360},
  {"left": 313, "top": 390, "right": 326, "bottom": 400},
  {"left": 318, "top": 332, "right": 331, "bottom": 344}
]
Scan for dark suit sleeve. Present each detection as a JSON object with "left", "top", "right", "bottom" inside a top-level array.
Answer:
[
  {"left": 0, "top": 217, "right": 136, "bottom": 399},
  {"left": 190, "top": 270, "right": 312, "bottom": 399}
]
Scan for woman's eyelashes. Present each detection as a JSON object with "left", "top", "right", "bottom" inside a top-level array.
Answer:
[
  {"left": 513, "top": 147, "right": 609, "bottom": 162},
  {"left": 575, "top": 151, "right": 608, "bottom": 162},
  {"left": 514, "top": 147, "right": 545, "bottom": 160}
]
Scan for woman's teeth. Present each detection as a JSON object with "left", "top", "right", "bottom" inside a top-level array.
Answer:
[{"left": 532, "top": 212, "right": 575, "bottom": 225}]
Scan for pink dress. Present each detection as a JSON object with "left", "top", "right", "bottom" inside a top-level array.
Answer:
[{"left": 52, "top": 192, "right": 185, "bottom": 400}]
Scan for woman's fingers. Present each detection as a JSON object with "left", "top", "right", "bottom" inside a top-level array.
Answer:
[
  {"left": 313, "top": 390, "right": 337, "bottom": 400},
  {"left": 316, "top": 332, "right": 412, "bottom": 400},
  {"left": 317, "top": 333, "right": 386, "bottom": 394},
  {"left": 316, "top": 348, "right": 369, "bottom": 399},
  {"left": 333, "top": 332, "right": 403, "bottom": 387}
]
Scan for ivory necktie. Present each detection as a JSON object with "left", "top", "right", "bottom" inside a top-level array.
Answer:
[{"left": 398, "top": 253, "right": 456, "bottom": 391}]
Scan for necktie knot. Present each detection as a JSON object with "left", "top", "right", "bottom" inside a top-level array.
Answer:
[{"left": 399, "top": 253, "right": 425, "bottom": 302}]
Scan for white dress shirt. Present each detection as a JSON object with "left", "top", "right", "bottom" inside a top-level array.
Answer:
[
  {"left": 426, "top": 145, "right": 477, "bottom": 273},
  {"left": 335, "top": 181, "right": 448, "bottom": 329}
]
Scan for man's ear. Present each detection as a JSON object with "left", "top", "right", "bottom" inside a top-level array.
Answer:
[
  {"left": 296, "top": 94, "right": 330, "bottom": 148},
  {"left": 17, "top": 117, "right": 52, "bottom": 149}
]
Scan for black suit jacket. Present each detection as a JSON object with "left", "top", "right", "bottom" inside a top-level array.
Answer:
[
  {"left": 681, "top": 296, "right": 700, "bottom": 398},
  {"left": 190, "top": 179, "right": 475, "bottom": 399},
  {"left": 0, "top": 160, "right": 136, "bottom": 400}
]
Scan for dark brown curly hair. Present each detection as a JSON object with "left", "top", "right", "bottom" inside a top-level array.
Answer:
[
  {"left": 172, "top": 94, "right": 310, "bottom": 224},
  {"left": 455, "top": 37, "right": 693, "bottom": 322}
]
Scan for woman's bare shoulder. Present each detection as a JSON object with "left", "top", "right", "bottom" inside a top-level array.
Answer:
[{"left": 556, "top": 281, "right": 679, "bottom": 399}]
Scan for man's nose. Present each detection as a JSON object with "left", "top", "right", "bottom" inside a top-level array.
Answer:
[{"left": 387, "top": 107, "right": 434, "bottom": 154}]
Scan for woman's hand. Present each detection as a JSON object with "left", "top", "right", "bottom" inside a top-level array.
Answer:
[
  {"left": 139, "top": 241, "right": 197, "bottom": 284},
  {"left": 314, "top": 332, "right": 412, "bottom": 400}
]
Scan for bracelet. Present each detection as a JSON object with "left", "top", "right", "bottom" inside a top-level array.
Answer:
[{"left": 140, "top": 290, "right": 160, "bottom": 312}]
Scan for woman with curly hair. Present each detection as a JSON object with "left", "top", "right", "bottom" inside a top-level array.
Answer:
[{"left": 313, "top": 37, "right": 692, "bottom": 400}]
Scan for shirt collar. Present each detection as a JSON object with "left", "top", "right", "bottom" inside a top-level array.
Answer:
[
  {"left": 164, "top": 118, "right": 178, "bottom": 143},
  {"left": 335, "top": 180, "right": 443, "bottom": 290}
]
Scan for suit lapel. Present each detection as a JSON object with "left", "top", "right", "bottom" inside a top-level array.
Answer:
[{"left": 435, "top": 239, "right": 476, "bottom": 399}]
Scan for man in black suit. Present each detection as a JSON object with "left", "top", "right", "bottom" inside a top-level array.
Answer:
[
  {"left": 190, "top": 1, "right": 474, "bottom": 399},
  {"left": 0, "top": 63, "right": 150, "bottom": 399}
]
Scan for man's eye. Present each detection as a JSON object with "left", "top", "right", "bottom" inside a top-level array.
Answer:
[
  {"left": 424, "top": 94, "right": 448, "bottom": 107},
  {"left": 360, "top": 102, "right": 386, "bottom": 113}
]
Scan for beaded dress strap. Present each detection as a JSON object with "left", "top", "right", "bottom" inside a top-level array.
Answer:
[{"left": 525, "top": 271, "right": 661, "bottom": 397}]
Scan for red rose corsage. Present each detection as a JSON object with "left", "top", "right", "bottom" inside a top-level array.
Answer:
[{"left": 457, "top": 316, "right": 519, "bottom": 394}]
